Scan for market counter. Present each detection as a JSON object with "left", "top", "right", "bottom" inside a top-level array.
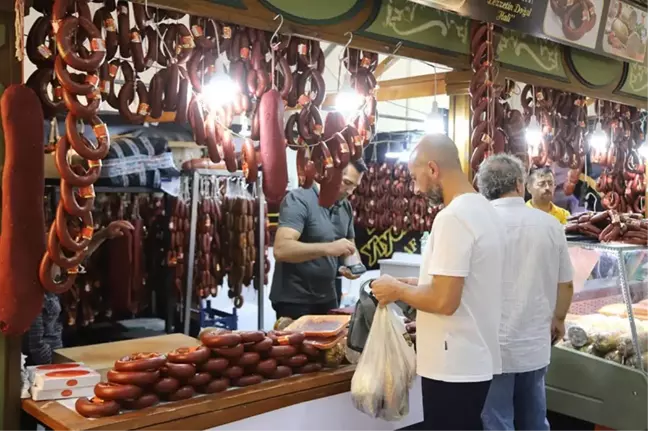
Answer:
[
  {"left": 22, "top": 366, "right": 355, "bottom": 430},
  {"left": 22, "top": 334, "right": 423, "bottom": 430}
]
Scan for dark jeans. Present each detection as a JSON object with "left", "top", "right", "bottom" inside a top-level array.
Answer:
[
  {"left": 422, "top": 377, "right": 492, "bottom": 430},
  {"left": 273, "top": 299, "right": 339, "bottom": 320}
]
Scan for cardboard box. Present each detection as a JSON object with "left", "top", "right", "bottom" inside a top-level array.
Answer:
[
  {"left": 28, "top": 362, "right": 100, "bottom": 391},
  {"left": 31, "top": 385, "right": 95, "bottom": 401}
]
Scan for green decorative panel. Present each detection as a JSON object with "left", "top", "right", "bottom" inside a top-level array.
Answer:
[
  {"left": 618, "top": 62, "right": 648, "bottom": 99},
  {"left": 259, "top": 0, "right": 361, "bottom": 23},
  {"left": 497, "top": 29, "right": 567, "bottom": 80},
  {"left": 567, "top": 49, "right": 624, "bottom": 88},
  {"left": 358, "top": 0, "right": 469, "bottom": 55},
  {"left": 204, "top": 0, "right": 246, "bottom": 8}
]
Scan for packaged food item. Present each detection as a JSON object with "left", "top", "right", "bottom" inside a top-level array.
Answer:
[
  {"left": 604, "top": 350, "right": 624, "bottom": 364},
  {"left": 31, "top": 385, "right": 95, "bottom": 401},
  {"left": 616, "top": 329, "right": 648, "bottom": 357},
  {"left": 598, "top": 303, "right": 628, "bottom": 318},
  {"left": 579, "top": 344, "right": 605, "bottom": 357},
  {"left": 28, "top": 363, "right": 100, "bottom": 391},
  {"left": 592, "top": 330, "right": 625, "bottom": 354},
  {"left": 568, "top": 325, "right": 593, "bottom": 348}
]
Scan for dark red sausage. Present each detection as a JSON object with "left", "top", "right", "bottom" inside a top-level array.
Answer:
[
  {"left": 0, "top": 85, "right": 46, "bottom": 335},
  {"left": 259, "top": 89, "right": 288, "bottom": 204}
]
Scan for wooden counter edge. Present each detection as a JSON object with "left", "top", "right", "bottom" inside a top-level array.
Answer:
[{"left": 22, "top": 366, "right": 356, "bottom": 430}]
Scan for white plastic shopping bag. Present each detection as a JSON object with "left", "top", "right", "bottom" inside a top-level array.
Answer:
[{"left": 350, "top": 305, "right": 416, "bottom": 421}]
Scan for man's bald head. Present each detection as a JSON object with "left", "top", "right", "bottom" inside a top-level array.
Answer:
[
  {"left": 407, "top": 134, "right": 463, "bottom": 206},
  {"left": 409, "top": 133, "right": 462, "bottom": 171}
]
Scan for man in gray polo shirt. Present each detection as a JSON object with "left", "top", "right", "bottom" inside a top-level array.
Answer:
[{"left": 270, "top": 159, "right": 367, "bottom": 320}]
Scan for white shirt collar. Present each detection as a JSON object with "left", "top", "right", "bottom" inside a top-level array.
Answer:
[{"left": 491, "top": 197, "right": 525, "bottom": 207}]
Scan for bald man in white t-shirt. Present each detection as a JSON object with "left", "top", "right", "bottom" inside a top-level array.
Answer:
[{"left": 371, "top": 134, "right": 506, "bottom": 430}]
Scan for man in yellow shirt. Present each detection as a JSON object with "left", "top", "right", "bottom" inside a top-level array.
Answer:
[{"left": 526, "top": 167, "right": 571, "bottom": 224}]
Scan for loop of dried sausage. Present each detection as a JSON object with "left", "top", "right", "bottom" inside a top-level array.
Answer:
[
  {"left": 65, "top": 113, "right": 110, "bottom": 160},
  {"left": 92, "top": 6, "right": 118, "bottom": 61},
  {"left": 114, "top": 353, "right": 167, "bottom": 372},
  {"left": 56, "top": 16, "right": 106, "bottom": 72},
  {"left": 167, "top": 346, "right": 211, "bottom": 364},
  {"left": 161, "top": 362, "right": 196, "bottom": 380},
  {"left": 54, "top": 202, "right": 93, "bottom": 252},
  {"left": 94, "top": 382, "right": 142, "bottom": 401},
  {"left": 106, "top": 369, "right": 160, "bottom": 386},
  {"left": 39, "top": 253, "right": 78, "bottom": 294},
  {"left": 120, "top": 393, "right": 159, "bottom": 410},
  {"left": 60, "top": 175, "right": 95, "bottom": 217},
  {"left": 62, "top": 88, "right": 101, "bottom": 121},
  {"left": 26, "top": 16, "right": 55, "bottom": 67},
  {"left": 118, "top": 80, "right": 149, "bottom": 125},
  {"left": 55, "top": 136, "right": 102, "bottom": 187},
  {"left": 75, "top": 397, "right": 120, "bottom": 418}
]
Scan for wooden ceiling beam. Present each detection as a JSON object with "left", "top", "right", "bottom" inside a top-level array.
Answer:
[{"left": 319, "top": 72, "right": 448, "bottom": 108}]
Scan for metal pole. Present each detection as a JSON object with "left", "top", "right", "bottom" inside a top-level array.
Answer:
[
  {"left": 256, "top": 171, "right": 265, "bottom": 331},
  {"left": 183, "top": 170, "right": 200, "bottom": 335},
  {"left": 616, "top": 248, "right": 644, "bottom": 371}
]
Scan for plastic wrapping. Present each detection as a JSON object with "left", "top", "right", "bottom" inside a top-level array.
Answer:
[{"left": 350, "top": 306, "right": 416, "bottom": 421}]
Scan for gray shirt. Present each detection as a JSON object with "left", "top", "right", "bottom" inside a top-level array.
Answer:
[{"left": 270, "top": 187, "right": 355, "bottom": 305}]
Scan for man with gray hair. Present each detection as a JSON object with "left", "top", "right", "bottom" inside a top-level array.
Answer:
[{"left": 476, "top": 154, "right": 574, "bottom": 430}]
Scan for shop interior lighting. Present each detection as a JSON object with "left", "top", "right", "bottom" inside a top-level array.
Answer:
[
  {"left": 202, "top": 75, "right": 239, "bottom": 110},
  {"left": 335, "top": 84, "right": 363, "bottom": 119},
  {"left": 588, "top": 121, "right": 608, "bottom": 152},
  {"left": 525, "top": 114, "right": 543, "bottom": 151},
  {"left": 423, "top": 100, "right": 445, "bottom": 134},
  {"left": 239, "top": 116, "right": 251, "bottom": 138},
  {"left": 639, "top": 135, "right": 648, "bottom": 160}
]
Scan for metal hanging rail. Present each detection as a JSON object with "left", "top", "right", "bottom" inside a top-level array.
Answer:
[{"left": 182, "top": 169, "right": 265, "bottom": 334}]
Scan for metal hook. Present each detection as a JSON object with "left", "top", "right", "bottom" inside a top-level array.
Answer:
[
  {"left": 271, "top": 14, "right": 284, "bottom": 47},
  {"left": 339, "top": 31, "right": 353, "bottom": 61}
]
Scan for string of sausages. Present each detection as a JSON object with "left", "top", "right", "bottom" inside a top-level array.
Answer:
[
  {"left": 592, "top": 102, "right": 645, "bottom": 214},
  {"left": 521, "top": 86, "right": 588, "bottom": 195},
  {"left": 36, "top": 0, "right": 110, "bottom": 295},
  {"left": 350, "top": 162, "right": 441, "bottom": 232},
  {"left": 565, "top": 210, "right": 648, "bottom": 245},
  {"left": 168, "top": 176, "right": 268, "bottom": 309},
  {"left": 468, "top": 22, "right": 507, "bottom": 182},
  {"left": 75, "top": 329, "right": 326, "bottom": 417}
]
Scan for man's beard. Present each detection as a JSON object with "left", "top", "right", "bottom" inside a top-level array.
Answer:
[{"left": 424, "top": 184, "right": 444, "bottom": 206}]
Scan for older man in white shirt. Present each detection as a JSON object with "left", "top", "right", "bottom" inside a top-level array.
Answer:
[{"left": 476, "top": 154, "right": 574, "bottom": 430}]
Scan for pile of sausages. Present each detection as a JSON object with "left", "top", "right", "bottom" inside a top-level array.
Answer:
[
  {"left": 592, "top": 101, "right": 645, "bottom": 214},
  {"left": 75, "top": 329, "right": 324, "bottom": 418},
  {"left": 565, "top": 210, "right": 648, "bottom": 244},
  {"left": 33, "top": 0, "right": 111, "bottom": 296},
  {"left": 350, "top": 162, "right": 441, "bottom": 232},
  {"left": 468, "top": 23, "right": 528, "bottom": 178},
  {"left": 520, "top": 86, "right": 587, "bottom": 194}
]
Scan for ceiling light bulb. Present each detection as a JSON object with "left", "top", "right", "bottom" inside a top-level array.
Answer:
[
  {"left": 202, "top": 75, "right": 239, "bottom": 111},
  {"left": 335, "top": 89, "right": 363, "bottom": 118},
  {"left": 588, "top": 122, "right": 608, "bottom": 152},
  {"left": 424, "top": 101, "right": 445, "bottom": 134},
  {"left": 525, "top": 114, "right": 543, "bottom": 150}
]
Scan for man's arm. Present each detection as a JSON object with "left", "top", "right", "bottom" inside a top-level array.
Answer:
[
  {"left": 394, "top": 276, "right": 464, "bottom": 315},
  {"left": 372, "top": 212, "right": 472, "bottom": 315},
  {"left": 554, "top": 281, "right": 574, "bottom": 321},
  {"left": 274, "top": 227, "right": 337, "bottom": 263},
  {"left": 555, "top": 229, "right": 574, "bottom": 319},
  {"left": 273, "top": 192, "right": 354, "bottom": 263}
]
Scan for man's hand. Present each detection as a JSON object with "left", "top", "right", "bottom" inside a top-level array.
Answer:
[
  {"left": 397, "top": 277, "right": 418, "bottom": 286},
  {"left": 370, "top": 274, "right": 402, "bottom": 306},
  {"left": 339, "top": 266, "right": 361, "bottom": 280},
  {"left": 325, "top": 239, "right": 356, "bottom": 257},
  {"left": 551, "top": 317, "right": 565, "bottom": 345},
  {"left": 105, "top": 220, "right": 135, "bottom": 239}
]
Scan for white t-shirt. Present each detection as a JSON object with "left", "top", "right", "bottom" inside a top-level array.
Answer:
[
  {"left": 417, "top": 193, "right": 505, "bottom": 382},
  {"left": 491, "top": 197, "right": 573, "bottom": 373}
]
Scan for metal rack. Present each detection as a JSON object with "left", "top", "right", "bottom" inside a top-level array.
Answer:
[{"left": 182, "top": 169, "right": 265, "bottom": 334}]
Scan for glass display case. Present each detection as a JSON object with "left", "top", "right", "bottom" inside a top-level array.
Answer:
[{"left": 546, "top": 242, "right": 648, "bottom": 430}]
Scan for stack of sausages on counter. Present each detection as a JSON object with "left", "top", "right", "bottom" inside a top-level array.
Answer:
[{"left": 75, "top": 329, "right": 325, "bottom": 418}]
